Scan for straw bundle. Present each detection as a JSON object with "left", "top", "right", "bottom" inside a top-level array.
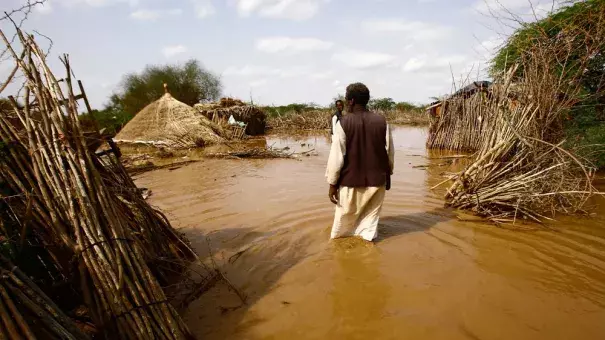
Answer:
[
  {"left": 0, "top": 29, "right": 204, "bottom": 338},
  {"left": 116, "top": 93, "right": 224, "bottom": 148}
]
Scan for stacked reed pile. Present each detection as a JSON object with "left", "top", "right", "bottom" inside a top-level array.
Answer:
[
  {"left": 437, "top": 7, "right": 605, "bottom": 223},
  {"left": 0, "top": 254, "right": 91, "bottom": 339},
  {"left": 0, "top": 28, "right": 206, "bottom": 338}
]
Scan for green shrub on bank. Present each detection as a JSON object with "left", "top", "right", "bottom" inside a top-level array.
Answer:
[{"left": 564, "top": 106, "right": 605, "bottom": 169}]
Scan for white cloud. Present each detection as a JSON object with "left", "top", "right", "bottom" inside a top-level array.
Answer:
[
  {"left": 130, "top": 9, "right": 182, "bottom": 21},
  {"left": 277, "top": 66, "right": 310, "bottom": 77},
  {"left": 309, "top": 71, "right": 334, "bottom": 80},
  {"left": 250, "top": 79, "right": 268, "bottom": 87},
  {"left": 224, "top": 65, "right": 273, "bottom": 76},
  {"left": 34, "top": 1, "right": 54, "bottom": 14},
  {"left": 403, "top": 57, "right": 427, "bottom": 72},
  {"left": 402, "top": 54, "right": 468, "bottom": 73},
  {"left": 51, "top": 0, "right": 140, "bottom": 8},
  {"left": 223, "top": 65, "right": 312, "bottom": 78},
  {"left": 162, "top": 45, "right": 188, "bottom": 58},
  {"left": 361, "top": 19, "right": 451, "bottom": 41},
  {"left": 332, "top": 49, "right": 397, "bottom": 69},
  {"left": 256, "top": 37, "right": 333, "bottom": 53},
  {"left": 100, "top": 82, "right": 114, "bottom": 89},
  {"left": 191, "top": 0, "right": 216, "bottom": 18},
  {"left": 435, "top": 55, "right": 467, "bottom": 66},
  {"left": 475, "top": 36, "right": 504, "bottom": 60},
  {"left": 234, "top": 0, "right": 327, "bottom": 20},
  {"left": 472, "top": 0, "right": 563, "bottom": 14}
]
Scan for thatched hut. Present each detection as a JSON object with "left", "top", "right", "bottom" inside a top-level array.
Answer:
[
  {"left": 426, "top": 81, "right": 493, "bottom": 151},
  {"left": 194, "top": 97, "right": 267, "bottom": 136},
  {"left": 115, "top": 93, "right": 224, "bottom": 148}
]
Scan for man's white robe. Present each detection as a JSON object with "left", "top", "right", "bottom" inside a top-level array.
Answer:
[{"left": 325, "top": 121, "right": 395, "bottom": 241}]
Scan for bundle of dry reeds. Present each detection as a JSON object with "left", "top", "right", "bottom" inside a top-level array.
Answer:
[
  {"left": 438, "top": 35, "right": 604, "bottom": 223},
  {"left": 441, "top": 71, "right": 597, "bottom": 222},
  {"left": 0, "top": 28, "right": 204, "bottom": 338}
]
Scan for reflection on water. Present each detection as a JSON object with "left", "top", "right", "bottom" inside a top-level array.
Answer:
[{"left": 135, "top": 126, "right": 605, "bottom": 340}]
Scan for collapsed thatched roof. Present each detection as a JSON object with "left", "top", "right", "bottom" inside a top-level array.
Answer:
[
  {"left": 115, "top": 93, "right": 223, "bottom": 148},
  {"left": 426, "top": 81, "right": 493, "bottom": 111},
  {"left": 194, "top": 101, "right": 267, "bottom": 136}
]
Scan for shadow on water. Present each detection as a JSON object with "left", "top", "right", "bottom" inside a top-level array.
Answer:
[
  {"left": 183, "top": 225, "right": 315, "bottom": 340},
  {"left": 376, "top": 207, "right": 455, "bottom": 242}
]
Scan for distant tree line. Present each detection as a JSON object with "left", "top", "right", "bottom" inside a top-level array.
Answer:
[{"left": 69, "top": 59, "right": 427, "bottom": 134}]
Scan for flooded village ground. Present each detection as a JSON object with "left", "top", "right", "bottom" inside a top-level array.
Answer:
[{"left": 134, "top": 126, "right": 605, "bottom": 340}]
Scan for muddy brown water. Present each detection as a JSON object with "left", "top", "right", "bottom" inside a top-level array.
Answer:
[{"left": 135, "top": 126, "right": 605, "bottom": 340}]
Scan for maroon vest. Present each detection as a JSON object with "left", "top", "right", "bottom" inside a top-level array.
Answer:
[{"left": 338, "top": 110, "right": 389, "bottom": 187}]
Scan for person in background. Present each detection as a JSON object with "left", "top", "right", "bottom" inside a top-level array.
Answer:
[
  {"left": 325, "top": 83, "right": 394, "bottom": 242},
  {"left": 330, "top": 99, "right": 344, "bottom": 135}
]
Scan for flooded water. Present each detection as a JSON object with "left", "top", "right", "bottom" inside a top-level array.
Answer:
[{"left": 135, "top": 126, "right": 605, "bottom": 340}]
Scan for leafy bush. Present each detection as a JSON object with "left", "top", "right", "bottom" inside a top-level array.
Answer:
[
  {"left": 114, "top": 59, "right": 221, "bottom": 115},
  {"left": 262, "top": 103, "right": 320, "bottom": 117},
  {"left": 368, "top": 97, "right": 395, "bottom": 111},
  {"left": 491, "top": 0, "right": 605, "bottom": 168},
  {"left": 564, "top": 106, "right": 605, "bottom": 168}
]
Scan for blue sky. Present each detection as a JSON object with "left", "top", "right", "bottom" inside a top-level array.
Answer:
[{"left": 2, "top": 0, "right": 562, "bottom": 109}]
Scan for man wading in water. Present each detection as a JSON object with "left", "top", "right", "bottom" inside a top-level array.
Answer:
[
  {"left": 326, "top": 83, "right": 395, "bottom": 241},
  {"left": 331, "top": 99, "right": 344, "bottom": 135}
]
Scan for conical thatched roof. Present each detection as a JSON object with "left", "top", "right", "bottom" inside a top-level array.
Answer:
[{"left": 115, "top": 93, "right": 224, "bottom": 148}]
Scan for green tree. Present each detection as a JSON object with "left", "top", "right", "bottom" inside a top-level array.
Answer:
[
  {"left": 115, "top": 59, "right": 221, "bottom": 115},
  {"left": 368, "top": 97, "right": 396, "bottom": 111}
]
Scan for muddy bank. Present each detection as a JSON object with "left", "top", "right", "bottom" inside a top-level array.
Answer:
[{"left": 135, "top": 126, "right": 605, "bottom": 340}]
